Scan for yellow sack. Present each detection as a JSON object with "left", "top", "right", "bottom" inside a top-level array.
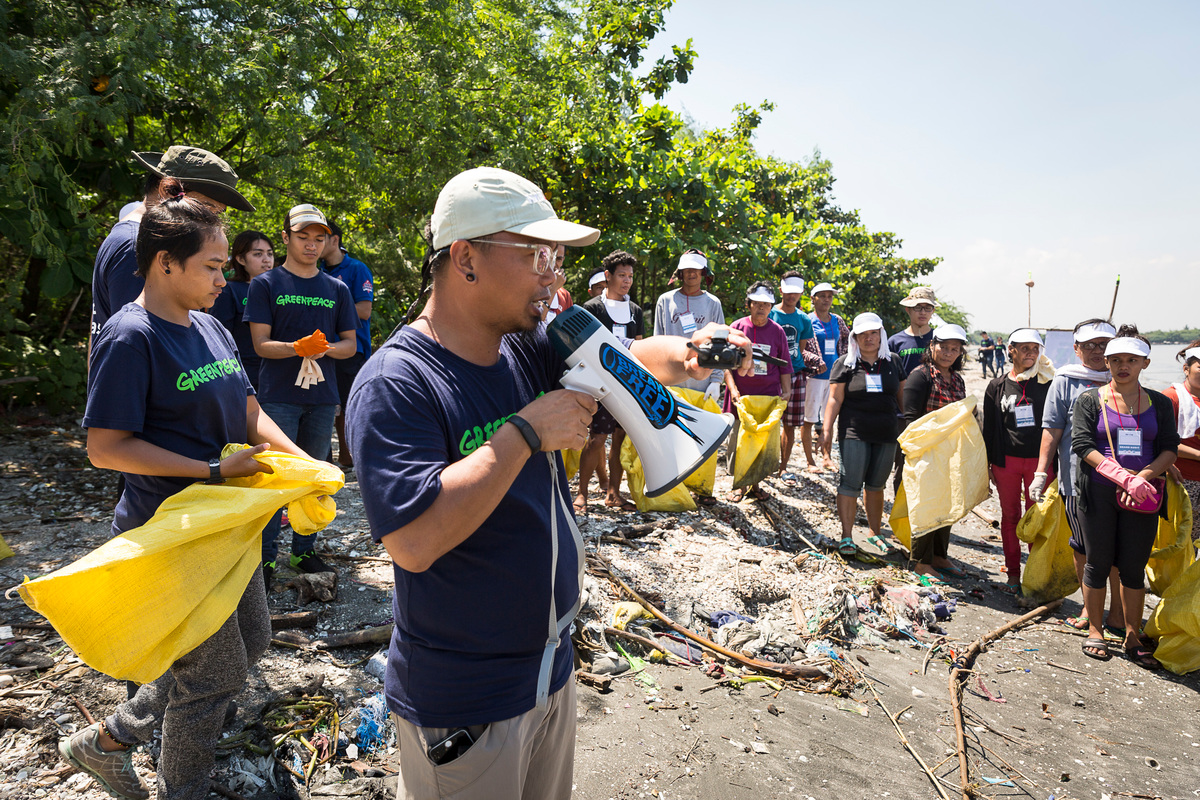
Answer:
[
  {"left": 670, "top": 387, "right": 722, "bottom": 497},
  {"left": 1145, "top": 556, "right": 1200, "bottom": 675},
  {"left": 611, "top": 601, "right": 654, "bottom": 630},
  {"left": 19, "top": 447, "right": 343, "bottom": 684},
  {"left": 1146, "top": 475, "right": 1195, "bottom": 595},
  {"left": 898, "top": 396, "right": 989, "bottom": 534},
  {"left": 0, "top": 534, "right": 12, "bottom": 562},
  {"left": 731, "top": 395, "right": 786, "bottom": 489},
  {"left": 620, "top": 436, "right": 695, "bottom": 512},
  {"left": 889, "top": 482, "right": 912, "bottom": 549},
  {"left": 1016, "top": 479, "right": 1080, "bottom": 604},
  {"left": 562, "top": 447, "right": 581, "bottom": 481}
]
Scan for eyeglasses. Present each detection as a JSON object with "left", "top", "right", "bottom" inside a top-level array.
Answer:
[
  {"left": 1078, "top": 340, "right": 1111, "bottom": 352},
  {"left": 469, "top": 239, "right": 559, "bottom": 275}
]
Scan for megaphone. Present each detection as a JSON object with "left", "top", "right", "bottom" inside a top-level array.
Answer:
[{"left": 547, "top": 306, "right": 733, "bottom": 497}]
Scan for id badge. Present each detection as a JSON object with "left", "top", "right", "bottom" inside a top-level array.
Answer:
[
  {"left": 612, "top": 323, "right": 626, "bottom": 339},
  {"left": 753, "top": 343, "right": 770, "bottom": 376},
  {"left": 865, "top": 374, "right": 883, "bottom": 393},
  {"left": 823, "top": 337, "right": 836, "bottom": 356},
  {"left": 679, "top": 312, "right": 697, "bottom": 334},
  {"left": 1116, "top": 427, "right": 1142, "bottom": 457},
  {"left": 1013, "top": 404, "right": 1035, "bottom": 428}
]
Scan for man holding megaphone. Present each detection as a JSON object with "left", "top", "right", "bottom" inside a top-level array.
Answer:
[{"left": 345, "top": 167, "right": 753, "bottom": 800}]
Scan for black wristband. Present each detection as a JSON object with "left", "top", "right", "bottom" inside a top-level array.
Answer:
[
  {"left": 207, "top": 458, "right": 222, "bottom": 483},
  {"left": 508, "top": 415, "right": 541, "bottom": 455}
]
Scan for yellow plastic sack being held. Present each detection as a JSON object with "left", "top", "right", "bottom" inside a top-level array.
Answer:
[
  {"left": 1145, "top": 556, "right": 1200, "bottom": 675},
  {"left": 1146, "top": 475, "right": 1195, "bottom": 595},
  {"left": 889, "top": 482, "right": 912, "bottom": 549},
  {"left": 620, "top": 437, "right": 695, "bottom": 512},
  {"left": 561, "top": 447, "right": 581, "bottom": 481},
  {"left": 19, "top": 447, "right": 344, "bottom": 684},
  {"left": 897, "top": 396, "right": 989, "bottom": 534},
  {"left": 1016, "top": 479, "right": 1080, "bottom": 604},
  {"left": 730, "top": 395, "right": 786, "bottom": 489},
  {"left": 670, "top": 387, "right": 721, "bottom": 497}
]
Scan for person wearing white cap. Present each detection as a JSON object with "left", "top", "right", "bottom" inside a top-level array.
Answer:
[
  {"left": 1032, "top": 318, "right": 1126, "bottom": 634},
  {"left": 1164, "top": 339, "right": 1200, "bottom": 544},
  {"left": 653, "top": 249, "right": 725, "bottom": 396},
  {"left": 982, "top": 328, "right": 1055, "bottom": 593},
  {"left": 803, "top": 281, "right": 849, "bottom": 472},
  {"left": 1070, "top": 324, "right": 1178, "bottom": 666},
  {"left": 724, "top": 281, "right": 793, "bottom": 501},
  {"left": 822, "top": 312, "right": 905, "bottom": 557},
  {"left": 246, "top": 204, "right": 358, "bottom": 584},
  {"left": 586, "top": 266, "right": 606, "bottom": 297},
  {"left": 344, "top": 167, "right": 752, "bottom": 798},
  {"left": 769, "top": 271, "right": 820, "bottom": 485},
  {"left": 901, "top": 324, "right": 970, "bottom": 576},
  {"left": 579, "top": 250, "right": 646, "bottom": 512}
]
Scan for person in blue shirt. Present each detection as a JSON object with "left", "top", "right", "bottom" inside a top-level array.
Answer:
[
  {"left": 804, "top": 282, "right": 849, "bottom": 472},
  {"left": 769, "top": 272, "right": 820, "bottom": 485},
  {"left": 245, "top": 204, "right": 357, "bottom": 583},
  {"left": 62, "top": 190, "right": 307, "bottom": 800},
  {"left": 320, "top": 220, "right": 374, "bottom": 467},
  {"left": 209, "top": 231, "right": 274, "bottom": 390}
]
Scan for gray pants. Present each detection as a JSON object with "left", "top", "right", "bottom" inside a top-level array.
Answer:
[
  {"left": 107, "top": 568, "right": 271, "bottom": 800},
  {"left": 911, "top": 525, "right": 951, "bottom": 565}
]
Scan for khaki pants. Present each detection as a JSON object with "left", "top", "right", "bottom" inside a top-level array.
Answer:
[{"left": 394, "top": 678, "right": 576, "bottom": 799}]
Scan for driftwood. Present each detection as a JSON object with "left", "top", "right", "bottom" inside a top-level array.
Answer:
[
  {"left": 315, "top": 625, "right": 393, "bottom": 649},
  {"left": 611, "top": 518, "right": 675, "bottom": 539},
  {"left": 574, "top": 670, "right": 612, "bottom": 691},
  {"left": 271, "top": 612, "right": 319, "bottom": 631},
  {"left": 949, "top": 599, "right": 1062, "bottom": 800},
  {"left": 597, "top": 561, "right": 825, "bottom": 681},
  {"left": 285, "top": 572, "right": 338, "bottom": 605},
  {"left": 970, "top": 507, "right": 999, "bottom": 528}
]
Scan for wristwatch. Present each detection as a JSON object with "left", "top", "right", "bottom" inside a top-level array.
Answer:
[
  {"left": 207, "top": 458, "right": 223, "bottom": 483},
  {"left": 507, "top": 415, "right": 541, "bottom": 455}
]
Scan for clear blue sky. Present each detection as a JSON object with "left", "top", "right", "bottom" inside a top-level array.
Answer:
[{"left": 644, "top": 1, "right": 1199, "bottom": 332}]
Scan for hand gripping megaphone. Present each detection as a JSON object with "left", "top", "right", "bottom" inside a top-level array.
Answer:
[{"left": 547, "top": 306, "right": 733, "bottom": 497}]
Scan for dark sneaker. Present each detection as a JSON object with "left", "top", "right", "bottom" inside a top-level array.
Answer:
[
  {"left": 262, "top": 561, "right": 275, "bottom": 590},
  {"left": 58, "top": 723, "right": 149, "bottom": 800},
  {"left": 290, "top": 552, "right": 334, "bottom": 574}
]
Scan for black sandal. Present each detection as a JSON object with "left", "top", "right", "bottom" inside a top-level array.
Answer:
[{"left": 1082, "top": 638, "right": 1111, "bottom": 661}]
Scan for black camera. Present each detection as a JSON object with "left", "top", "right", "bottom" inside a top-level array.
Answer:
[{"left": 694, "top": 330, "right": 743, "bottom": 370}]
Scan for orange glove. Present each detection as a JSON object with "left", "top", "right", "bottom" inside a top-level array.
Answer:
[{"left": 293, "top": 330, "right": 331, "bottom": 358}]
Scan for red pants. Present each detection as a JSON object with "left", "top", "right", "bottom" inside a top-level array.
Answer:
[{"left": 991, "top": 456, "right": 1052, "bottom": 582}]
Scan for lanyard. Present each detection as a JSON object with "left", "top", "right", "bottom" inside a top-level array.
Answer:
[{"left": 1106, "top": 382, "right": 1142, "bottom": 428}]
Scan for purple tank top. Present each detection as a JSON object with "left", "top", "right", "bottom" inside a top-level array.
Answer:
[{"left": 1094, "top": 402, "right": 1157, "bottom": 474}]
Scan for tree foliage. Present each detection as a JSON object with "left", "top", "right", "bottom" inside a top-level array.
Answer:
[{"left": 1, "top": 0, "right": 943, "bottom": 410}]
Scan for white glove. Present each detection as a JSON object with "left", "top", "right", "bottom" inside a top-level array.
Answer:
[
  {"left": 1028, "top": 472, "right": 1048, "bottom": 503},
  {"left": 703, "top": 382, "right": 721, "bottom": 404}
]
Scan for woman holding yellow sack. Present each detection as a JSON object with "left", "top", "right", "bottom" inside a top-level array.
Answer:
[
  {"left": 63, "top": 190, "right": 310, "bottom": 800},
  {"left": 903, "top": 324, "right": 970, "bottom": 579},
  {"left": 823, "top": 312, "right": 905, "bottom": 557},
  {"left": 724, "top": 282, "right": 792, "bottom": 501}
]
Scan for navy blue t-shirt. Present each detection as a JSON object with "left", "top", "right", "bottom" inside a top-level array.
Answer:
[
  {"left": 91, "top": 220, "right": 144, "bottom": 336},
  {"left": 345, "top": 325, "right": 579, "bottom": 728},
  {"left": 323, "top": 253, "right": 374, "bottom": 356},
  {"left": 244, "top": 267, "right": 356, "bottom": 406},
  {"left": 887, "top": 329, "right": 933, "bottom": 378},
  {"left": 84, "top": 304, "right": 253, "bottom": 534},
  {"left": 209, "top": 281, "right": 261, "bottom": 389}
]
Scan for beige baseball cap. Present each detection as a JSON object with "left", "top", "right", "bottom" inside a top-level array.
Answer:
[
  {"left": 287, "top": 204, "right": 331, "bottom": 234},
  {"left": 432, "top": 167, "right": 600, "bottom": 250},
  {"left": 899, "top": 286, "right": 939, "bottom": 307}
]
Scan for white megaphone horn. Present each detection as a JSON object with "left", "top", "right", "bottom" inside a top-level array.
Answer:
[{"left": 546, "top": 306, "right": 733, "bottom": 497}]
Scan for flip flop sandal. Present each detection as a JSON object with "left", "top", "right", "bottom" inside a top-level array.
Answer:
[
  {"left": 1082, "top": 638, "right": 1111, "bottom": 661},
  {"left": 914, "top": 573, "right": 949, "bottom": 587},
  {"left": 864, "top": 535, "right": 894, "bottom": 553},
  {"left": 1064, "top": 615, "right": 1090, "bottom": 631},
  {"left": 938, "top": 564, "right": 967, "bottom": 578},
  {"left": 1103, "top": 624, "right": 1127, "bottom": 643},
  {"left": 997, "top": 583, "right": 1021, "bottom": 596},
  {"left": 781, "top": 472, "right": 799, "bottom": 486},
  {"left": 572, "top": 497, "right": 588, "bottom": 515},
  {"left": 837, "top": 537, "right": 857, "bottom": 557},
  {"left": 749, "top": 487, "right": 769, "bottom": 501},
  {"left": 1127, "top": 645, "right": 1160, "bottom": 670}
]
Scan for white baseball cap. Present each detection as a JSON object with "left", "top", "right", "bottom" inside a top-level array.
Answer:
[
  {"left": 851, "top": 312, "right": 885, "bottom": 335},
  {"left": 287, "top": 203, "right": 331, "bottom": 234},
  {"left": 780, "top": 277, "right": 805, "bottom": 295},
  {"left": 746, "top": 285, "right": 776, "bottom": 304},
  {"left": 932, "top": 324, "right": 968, "bottom": 342},
  {"left": 432, "top": 167, "right": 600, "bottom": 250},
  {"left": 810, "top": 282, "right": 837, "bottom": 296}
]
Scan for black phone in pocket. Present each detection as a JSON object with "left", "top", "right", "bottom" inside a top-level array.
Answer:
[{"left": 427, "top": 727, "right": 475, "bottom": 765}]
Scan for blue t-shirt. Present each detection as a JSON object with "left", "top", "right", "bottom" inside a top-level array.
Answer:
[
  {"left": 323, "top": 252, "right": 374, "bottom": 356},
  {"left": 887, "top": 329, "right": 934, "bottom": 378},
  {"left": 209, "top": 281, "right": 261, "bottom": 388},
  {"left": 809, "top": 312, "right": 844, "bottom": 380},
  {"left": 244, "top": 267, "right": 357, "bottom": 406},
  {"left": 769, "top": 307, "right": 815, "bottom": 370},
  {"left": 84, "top": 305, "right": 252, "bottom": 534},
  {"left": 345, "top": 325, "right": 579, "bottom": 728},
  {"left": 91, "top": 220, "right": 144, "bottom": 336}
]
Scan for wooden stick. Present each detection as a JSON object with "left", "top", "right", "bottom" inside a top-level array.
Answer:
[
  {"left": 970, "top": 507, "right": 999, "bottom": 528},
  {"left": 574, "top": 670, "right": 612, "bottom": 691},
  {"left": 316, "top": 551, "right": 393, "bottom": 564},
  {"left": 867, "top": 682, "right": 951, "bottom": 800},
  {"left": 922, "top": 640, "right": 945, "bottom": 676},
  {"left": 1045, "top": 660, "right": 1085, "bottom": 675},
  {"left": 314, "top": 625, "right": 392, "bottom": 649},
  {"left": 598, "top": 562, "right": 825, "bottom": 681},
  {"left": 949, "top": 599, "right": 1062, "bottom": 799},
  {"left": 612, "top": 518, "right": 675, "bottom": 539},
  {"left": 270, "top": 612, "right": 319, "bottom": 631},
  {"left": 72, "top": 696, "right": 95, "bottom": 725}
]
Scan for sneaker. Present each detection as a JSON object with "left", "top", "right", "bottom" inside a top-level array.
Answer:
[
  {"left": 290, "top": 552, "right": 335, "bottom": 574},
  {"left": 262, "top": 561, "right": 275, "bottom": 589},
  {"left": 58, "top": 723, "right": 149, "bottom": 800}
]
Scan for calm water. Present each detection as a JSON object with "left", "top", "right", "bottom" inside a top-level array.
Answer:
[{"left": 1142, "top": 343, "right": 1193, "bottom": 391}]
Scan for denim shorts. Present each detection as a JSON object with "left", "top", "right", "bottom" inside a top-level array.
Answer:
[{"left": 838, "top": 438, "right": 897, "bottom": 497}]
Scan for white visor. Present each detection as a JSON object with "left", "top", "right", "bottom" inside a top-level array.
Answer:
[
  {"left": 678, "top": 252, "right": 708, "bottom": 272},
  {"left": 1185, "top": 347, "right": 1200, "bottom": 363},
  {"left": 1074, "top": 321, "right": 1117, "bottom": 342},
  {"left": 588, "top": 272, "right": 606, "bottom": 289},
  {"left": 1105, "top": 337, "right": 1151, "bottom": 358},
  {"left": 932, "top": 323, "right": 968, "bottom": 343},
  {"left": 1009, "top": 328, "right": 1044, "bottom": 346},
  {"left": 780, "top": 278, "right": 805, "bottom": 295},
  {"left": 810, "top": 282, "right": 836, "bottom": 296},
  {"left": 747, "top": 286, "right": 776, "bottom": 304}
]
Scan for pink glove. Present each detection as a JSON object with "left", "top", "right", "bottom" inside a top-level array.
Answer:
[{"left": 1094, "top": 458, "right": 1156, "bottom": 503}]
